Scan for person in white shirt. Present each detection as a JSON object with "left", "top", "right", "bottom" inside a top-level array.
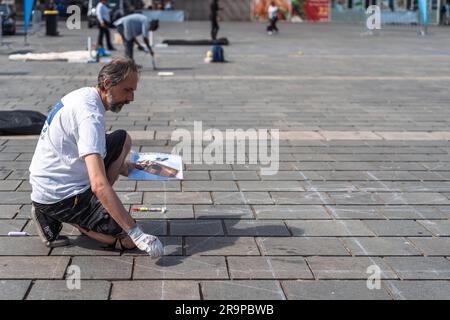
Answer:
[
  {"left": 96, "top": 0, "right": 115, "bottom": 50},
  {"left": 29, "top": 58, "right": 163, "bottom": 258},
  {"left": 267, "top": 1, "right": 279, "bottom": 35}
]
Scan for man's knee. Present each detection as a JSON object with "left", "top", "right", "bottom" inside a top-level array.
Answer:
[
  {"left": 124, "top": 132, "right": 132, "bottom": 153},
  {"left": 109, "top": 129, "right": 132, "bottom": 154}
]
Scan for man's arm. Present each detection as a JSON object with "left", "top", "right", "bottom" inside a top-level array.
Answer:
[
  {"left": 143, "top": 37, "right": 154, "bottom": 56},
  {"left": 134, "top": 38, "right": 145, "bottom": 50},
  {"left": 84, "top": 153, "right": 136, "bottom": 233},
  {"left": 96, "top": 4, "right": 105, "bottom": 26}
]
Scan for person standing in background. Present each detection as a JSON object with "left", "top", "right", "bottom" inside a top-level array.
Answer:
[
  {"left": 96, "top": 0, "right": 115, "bottom": 51},
  {"left": 267, "top": 1, "right": 279, "bottom": 35},
  {"left": 32, "top": 0, "right": 44, "bottom": 35},
  {"left": 210, "top": 0, "right": 221, "bottom": 40}
]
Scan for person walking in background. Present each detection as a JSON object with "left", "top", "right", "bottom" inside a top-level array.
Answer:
[
  {"left": 96, "top": 0, "right": 115, "bottom": 51},
  {"left": 267, "top": 1, "right": 279, "bottom": 35},
  {"left": 210, "top": 0, "right": 221, "bottom": 40}
]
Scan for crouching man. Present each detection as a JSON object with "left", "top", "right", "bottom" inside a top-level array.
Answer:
[{"left": 29, "top": 58, "right": 163, "bottom": 257}]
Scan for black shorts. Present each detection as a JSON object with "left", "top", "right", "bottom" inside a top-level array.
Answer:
[{"left": 32, "top": 130, "right": 128, "bottom": 237}]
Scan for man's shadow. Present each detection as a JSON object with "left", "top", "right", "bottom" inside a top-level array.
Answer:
[{"left": 67, "top": 214, "right": 305, "bottom": 267}]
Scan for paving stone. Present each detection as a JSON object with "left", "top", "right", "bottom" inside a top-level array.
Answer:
[
  {"left": 257, "top": 237, "right": 349, "bottom": 256},
  {"left": 384, "top": 257, "right": 450, "bottom": 280},
  {"left": 408, "top": 237, "right": 450, "bottom": 256},
  {"left": 304, "top": 181, "right": 357, "bottom": 192},
  {"left": 134, "top": 256, "right": 228, "bottom": 279},
  {"left": 364, "top": 220, "right": 432, "bottom": 237},
  {"left": 0, "top": 219, "right": 27, "bottom": 235},
  {"left": 259, "top": 171, "right": 308, "bottom": 181},
  {"left": 112, "top": 181, "right": 137, "bottom": 192},
  {"left": 327, "top": 206, "right": 385, "bottom": 219},
  {"left": 0, "top": 180, "right": 21, "bottom": 191},
  {"left": 376, "top": 192, "right": 450, "bottom": 205},
  {"left": 285, "top": 220, "right": 375, "bottom": 237},
  {"left": 212, "top": 192, "right": 273, "bottom": 205},
  {"left": 182, "top": 181, "right": 238, "bottom": 192},
  {"left": 380, "top": 206, "right": 449, "bottom": 220},
  {"left": 342, "top": 237, "right": 422, "bottom": 256},
  {"left": 306, "top": 257, "right": 398, "bottom": 279},
  {"left": 51, "top": 236, "right": 122, "bottom": 256},
  {"left": 131, "top": 205, "right": 194, "bottom": 219},
  {"left": 123, "top": 237, "right": 182, "bottom": 256},
  {"left": 0, "top": 192, "right": 31, "bottom": 205},
  {"left": 0, "top": 171, "right": 12, "bottom": 180},
  {"left": 136, "top": 220, "right": 167, "bottom": 236},
  {"left": 310, "top": 171, "right": 370, "bottom": 181},
  {"left": 69, "top": 257, "right": 133, "bottom": 280},
  {"left": 14, "top": 205, "right": 33, "bottom": 219},
  {"left": 16, "top": 180, "right": 31, "bottom": 192},
  {"left": 211, "top": 171, "right": 259, "bottom": 181},
  {"left": 0, "top": 153, "right": 19, "bottom": 161},
  {"left": 224, "top": 220, "right": 290, "bottom": 236},
  {"left": 5, "top": 170, "right": 29, "bottom": 180},
  {"left": 143, "top": 192, "right": 212, "bottom": 204},
  {"left": 111, "top": 280, "right": 200, "bottom": 300},
  {"left": 271, "top": 192, "right": 332, "bottom": 205},
  {"left": 116, "top": 192, "right": 143, "bottom": 204},
  {"left": 253, "top": 205, "right": 331, "bottom": 219},
  {"left": 183, "top": 171, "right": 211, "bottom": 181},
  {"left": 0, "top": 237, "right": 51, "bottom": 256},
  {"left": 0, "top": 205, "right": 20, "bottom": 219},
  {"left": 228, "top": 256, "right": 313, "bottom": 279},
  {"left": 201, "top": 280, "right": 285, "bottom": 300},
  {"left": 0, "top": 257, "right": 70, "bottom": 279},
  {"left": 170, "top": 220, "right": 224, "bottom": 236},
  {"left": 185, "top": 237, "right": 260, "bottom": 256},
  {"left": 136, "top": 181, "right": 181, "bottom": 192},
  {"left": 194, "top": 205, "right": 254, "bottom": 219},
  {"left": 27, "top": 280, "right": 111, "bottom": 300},
  {"left": 385, "top": 280, "right": 450, "bottom": 300},
  {"left": 186, "top": 164, "right": 231, "bottom": 171},
  {"left": 282, "top": 280, "right": 392, "bottom": 300},
  {"left": 366, "top": 171, "right": 419, "bottom": 181},
  {"left": 0, "top": 280, "right": 31, "bottom": 300},
  {"left": 238, "top": 181, "right": 304, "bottom": 192},
  {"left": 327, "top": 192, "right": 381, "bottom": 205},
  {"left": 417, "top": 220, "right": 450, "bottom": 236}
]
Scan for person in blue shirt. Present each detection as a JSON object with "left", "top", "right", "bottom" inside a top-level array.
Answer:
[
  {"left": 114, "top": 13, "right": 159, "bottom": 62},
  {"left": 96, "top": 0, "right": 115, "bottom": 51}
]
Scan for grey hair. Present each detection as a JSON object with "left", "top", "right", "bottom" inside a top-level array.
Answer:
[{"left": 97, "top": 57, "right": 139, "bottom": 90}]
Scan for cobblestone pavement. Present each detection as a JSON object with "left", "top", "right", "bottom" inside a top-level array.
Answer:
[{"left": 1, "top": 22, "right": 450, "bottom": 300}]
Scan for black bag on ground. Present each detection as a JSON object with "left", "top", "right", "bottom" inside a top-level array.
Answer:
[{"left": 0, "top": 110, "right": 46, "bottom": 135}]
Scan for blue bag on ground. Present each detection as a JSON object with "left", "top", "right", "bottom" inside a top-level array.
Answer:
[
  {"left": 212, "top": 45, "right": 225, "bottom": 62},
  {"left": 0, "top": 110, "right": 46, "bottom": 135}
]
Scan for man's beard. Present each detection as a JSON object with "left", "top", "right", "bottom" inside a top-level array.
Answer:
[{"left": 107, "top": 91, "right": 124, "bottom": 113}]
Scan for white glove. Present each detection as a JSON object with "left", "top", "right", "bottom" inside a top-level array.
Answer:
[
  {"left": 143, "top": 47, "right": 150, "bottom": 54},
  {"left": 128, "top": 226, "right": 163, "bottom": 258}
]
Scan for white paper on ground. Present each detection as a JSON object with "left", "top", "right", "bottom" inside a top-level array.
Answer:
[{"left": 158, "top": 72, "right": 174, "bottom": 76}]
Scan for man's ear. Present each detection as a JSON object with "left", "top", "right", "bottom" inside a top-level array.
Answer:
[{"left": 103, "top": 78, "right": 111, "bottom": 90}]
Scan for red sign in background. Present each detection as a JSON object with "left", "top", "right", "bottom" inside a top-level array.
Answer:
[{"left": 305, "top": 0, "right": 330, "bottom": 22}]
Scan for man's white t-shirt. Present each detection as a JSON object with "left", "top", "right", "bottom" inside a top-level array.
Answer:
[
  {"left": 29, "top": 87, "right": 107, "bottom": 204},
  {"left": 268, "top": 5, "right": 279, "bottom": 20}
]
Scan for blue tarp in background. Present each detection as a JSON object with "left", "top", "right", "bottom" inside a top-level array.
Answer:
[{"left": 141, "top": 10, "right": 184, "bottom": 22}]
